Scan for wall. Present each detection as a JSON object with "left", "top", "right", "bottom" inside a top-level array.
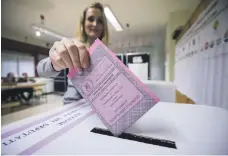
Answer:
[
  {"left": 1, "top": 37, "right": 49, "bottom": 77},
  {"left": 174, "top": 0, "right": 228, "bottom": 109},
  {"left": 2, "top": 29, "right": 166, "bottom": 80},
  {"left": 1, "top": 50, "right": 35, "bottom": 77},
  {"left": 151, "top": 39, "right": 165, "bottom": 80},
  {"left": 165, "top": 10, "right": 192, "bottom": 81}
]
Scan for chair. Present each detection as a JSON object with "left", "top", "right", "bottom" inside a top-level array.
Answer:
[{"left": 33, "top": 86, "right": 48, "bottom": 104}]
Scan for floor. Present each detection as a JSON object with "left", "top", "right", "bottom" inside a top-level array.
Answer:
[{"left": 1, "top": 94, "right": 63, "bottom": 126}]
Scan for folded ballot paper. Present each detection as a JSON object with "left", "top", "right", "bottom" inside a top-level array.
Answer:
[{"left": 68, "top": 39, "right": 159, "bottom": 136}]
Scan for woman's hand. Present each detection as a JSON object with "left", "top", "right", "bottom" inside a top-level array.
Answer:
[{"left": 49, "top": 38, "right": 89, "bottom": 72}]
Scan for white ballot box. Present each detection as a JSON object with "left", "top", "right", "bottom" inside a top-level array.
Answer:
[
  {"left": 142, "top": 80, "right": 176, "bottom": 102},
  {"left": 1, "top": 100, "right": 228, "bottom": 155}
]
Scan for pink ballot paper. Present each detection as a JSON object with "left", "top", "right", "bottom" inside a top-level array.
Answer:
[{"left": 68, "top": 39, "right": 159, "bottom": 136}]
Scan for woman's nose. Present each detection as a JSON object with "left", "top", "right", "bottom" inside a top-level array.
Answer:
[{"left": 92, "top": 20, "right": 97, "bottom": 26}]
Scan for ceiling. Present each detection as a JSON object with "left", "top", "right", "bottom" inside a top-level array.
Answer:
[{"left": 1, "top": 0, "right": 200, "bottom": 47}]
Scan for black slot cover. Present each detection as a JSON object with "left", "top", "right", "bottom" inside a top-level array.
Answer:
[{"left": 90, "top": 127, "right": 177, "bottom": 149}]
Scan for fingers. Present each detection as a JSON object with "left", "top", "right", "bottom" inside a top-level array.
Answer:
[
  {"left": 56, "top": 42, "right": 74, "bottom": 69},
  {"left": 73, "top": 39, "right": 89, "bottom": 68},
  {"left": 49, "top": 38, "right": 90, "bottom": 72},
  {"left": 78, "top": 46, "right": 89, "bottom": 68},
  {"left": 62, "top": 38, "right": 82, "bottom": 69},
  {"left": 52, "top": 51, "right": 67, "bottom": 69},
  {"left": 51, "top": 60, "right": 62, "bottom": 71},
  {"left": 49, "top": 44, "right": 67, "bottom": 71}
]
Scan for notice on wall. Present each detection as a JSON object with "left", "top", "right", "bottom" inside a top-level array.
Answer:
[{"left": 175, "top": 0, "right": 228, "bottom": 109}]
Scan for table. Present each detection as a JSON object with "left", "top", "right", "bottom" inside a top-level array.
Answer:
[
  {"left": 1, "top": 100, "right": 228, "bottom": 155},
  {"left": 1, "top": 82, "right": 46, "bottom": 90},
  {"left": 1, "top": 82, "right": 47, "bottom": 105}
]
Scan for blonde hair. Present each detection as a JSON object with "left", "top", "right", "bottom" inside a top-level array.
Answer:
[{"left": 78, "top": 2, "right": 109, "bottom": 45}]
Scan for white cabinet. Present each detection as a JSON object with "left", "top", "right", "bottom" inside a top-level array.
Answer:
[
  {"left": 34, "top": 78, "right": 54, "bottom": 93},
  {"left": 142, "top": 80, "right": 176, "bottom": 103}
]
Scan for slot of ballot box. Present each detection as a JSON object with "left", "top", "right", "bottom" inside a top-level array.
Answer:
[{"left": 90, "top": 127, "right": 177, "bottom": 149}]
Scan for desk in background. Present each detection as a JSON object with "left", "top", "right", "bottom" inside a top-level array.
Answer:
[
  {"left": 1, "top": 82, "right": 46, "bottom": 90},
  {"left": 1, "top": 82, "right": 47, "bottom": 110}
]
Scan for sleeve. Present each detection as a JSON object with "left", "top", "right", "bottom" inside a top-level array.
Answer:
[{"left": 37, "top": 57, "right": 60, "bottom": 78}]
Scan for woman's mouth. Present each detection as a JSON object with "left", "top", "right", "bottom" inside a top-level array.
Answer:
[{"left": 91, "top": 29, "right": 98, "bottom": 32}]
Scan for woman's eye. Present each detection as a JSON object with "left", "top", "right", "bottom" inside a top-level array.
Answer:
[
  {"left": 97, "top": 18, "right": 104, "bottom": 24},
  {"left": 87, "top": 16, "right": 103, "bottom": 24},
  {"left": 88, "top": 16, "right": 95, "bottom": 22}
]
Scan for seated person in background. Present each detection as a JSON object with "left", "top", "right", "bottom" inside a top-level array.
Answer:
[
  {"left": 2, "top": 73, "right": 18, "bottom": 102},
  {"left": 17, "top": 73, "right": 34, "bottom": 103},
  {"left": 17, "top": 73, "right": 36, "bottom": 83},
  {"left": 2, "top": 72, "right": 17, "bottom": 85}
]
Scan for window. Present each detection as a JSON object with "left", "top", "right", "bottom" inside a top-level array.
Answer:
[{"left": 1, "top": 51, "right": 35, "bottom": 77}]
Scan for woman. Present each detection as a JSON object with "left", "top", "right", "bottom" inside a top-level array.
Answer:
[{"left": 37, "top": 2, "right": 109, "bottom": 104}]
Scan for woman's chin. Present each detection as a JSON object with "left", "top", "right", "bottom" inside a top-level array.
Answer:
[{"left": 88, "top": 33, "right": 100, "bottom": 39}]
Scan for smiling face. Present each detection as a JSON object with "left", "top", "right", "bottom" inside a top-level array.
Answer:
[{"left": 84, "top": 8, "right": 104, "bottom": 40}]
